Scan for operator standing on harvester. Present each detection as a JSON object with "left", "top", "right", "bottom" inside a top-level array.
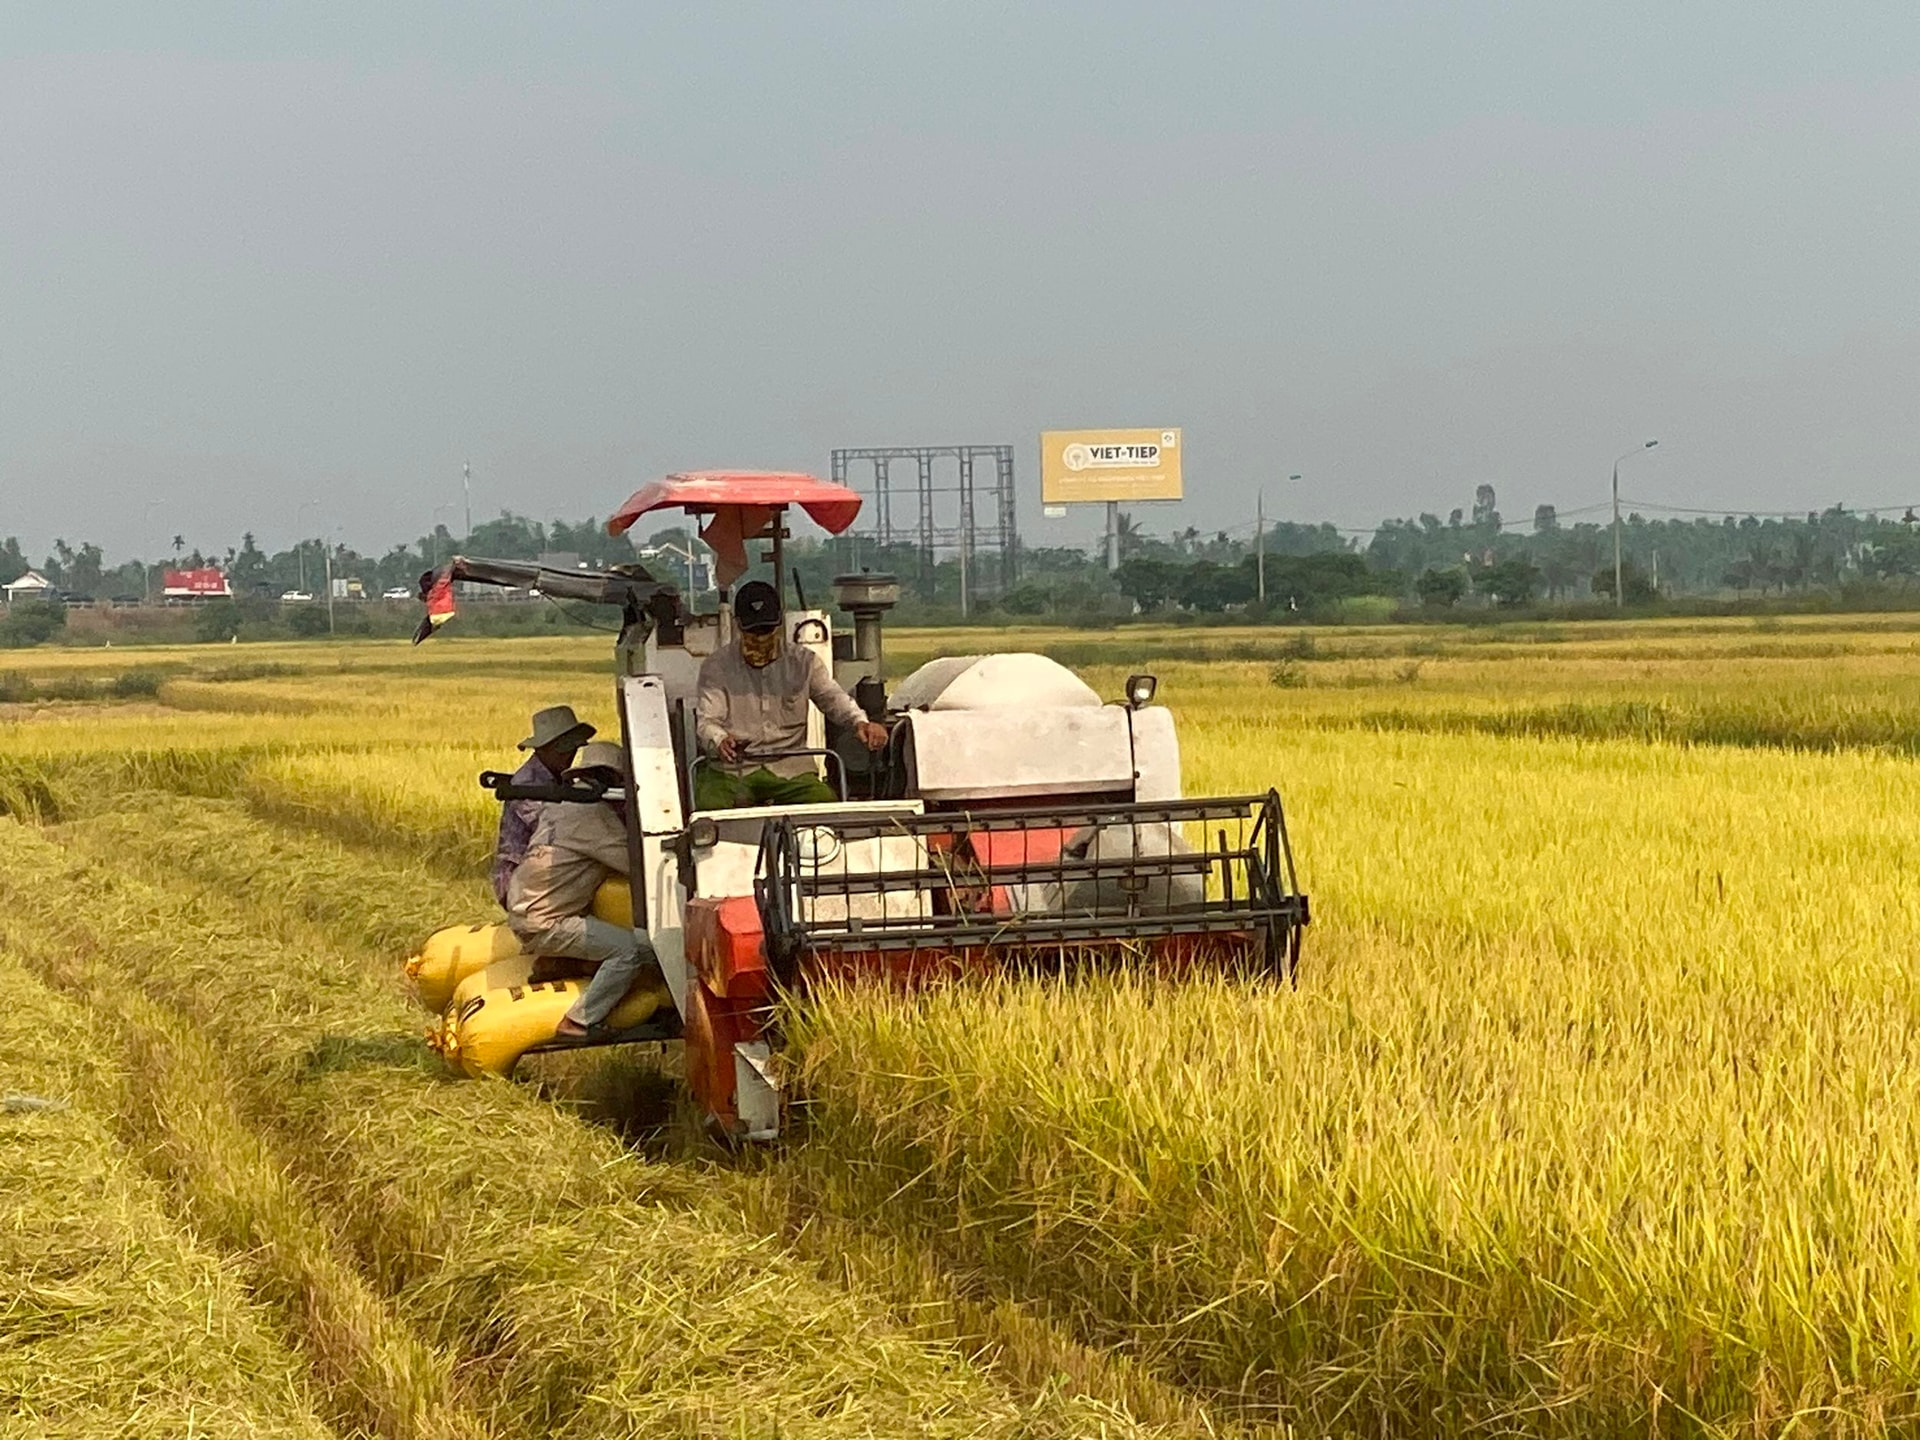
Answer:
[
  {"left": 506, "top": 741, "right": 664, "bottom": 1043},
  {"left": 694, "top": 579, "right": 887, "bottom": 810}
]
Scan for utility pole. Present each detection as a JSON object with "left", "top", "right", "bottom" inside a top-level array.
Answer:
[
  {"left": 1104, "top": 501, "right": 1120, "bottom": 573},
  {"left": 295, "top": 497, "right": 322, "bottom": 594},
  {"left": 1256, "top": 491, "right": 1265, "bottom": 603},
  {"left": 1611, "top": 440, "right": 1658, "bottom": 607},
  {"left": 462, "top": 461, "right": 473, "bottom": 542},
  {"left": 325, "top": 542, "right": 336, "bottom": 635},
  {"left": 141, "top": 498, "right": 169, "bottom": 606}
]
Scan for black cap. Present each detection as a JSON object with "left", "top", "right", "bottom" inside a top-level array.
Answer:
[{"left": 734, "top": 579, "right": 782, "bottom": 633}]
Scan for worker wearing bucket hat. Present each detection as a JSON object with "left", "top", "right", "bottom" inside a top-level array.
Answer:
[
  {"left": 693, "top": 580, "right": 887, "bottom": 809},
  {"left": 506, "top": 740, "right": 663, "bottom": 1042},
  {"left": 491, "top": 705, "right": 596, "bottom": 906}
]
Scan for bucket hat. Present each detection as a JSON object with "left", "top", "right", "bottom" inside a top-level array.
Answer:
[{"left": 519, "top": 705, "right": 596, "bottom": 751}]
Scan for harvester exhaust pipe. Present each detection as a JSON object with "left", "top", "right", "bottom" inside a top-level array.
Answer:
[{"left": 832, "top": 572, "right": 900, "bottom": 718}]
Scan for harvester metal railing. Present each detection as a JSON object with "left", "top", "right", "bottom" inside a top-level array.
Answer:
[{"left": 756, "top": 791, "right": 1307, "bottom": 981}]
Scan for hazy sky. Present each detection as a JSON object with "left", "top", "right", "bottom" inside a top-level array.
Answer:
[{"left": 5, "top": 2, "right": 1919, "bottom": 561}]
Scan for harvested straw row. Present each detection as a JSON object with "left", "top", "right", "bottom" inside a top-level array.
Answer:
[
  {"left": 87, "top": 982, "right": 493, "bottom": 1440},
  {"left": 0, "top": 949, "right": 337, "bottom": 1440},
  {"left": 733, "top": 1179, "right": 1232, "bottom": 1440},
  {"left": 0, "top": 745, "right": 263, "bottom": 823},
  {"left": 50, "top": 791, "right": 1237, "bottom": 1433},
  {"left": 104, "top": 787, "right": 492, "bottom": 955},
  {"left": 0, "top": 804, "right": 1179, "bottom": 1440},
  {"left": 246, "top": 747, "right": 500, "bottom": 877}
]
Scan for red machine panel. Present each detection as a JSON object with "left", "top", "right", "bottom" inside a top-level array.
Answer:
[{"left": 684, "top": 894, "right": 769, "bottom": 1000}]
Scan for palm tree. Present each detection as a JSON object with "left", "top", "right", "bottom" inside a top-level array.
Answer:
[{"left": 171, "top": 534, "right": 186, "bottom": 558}]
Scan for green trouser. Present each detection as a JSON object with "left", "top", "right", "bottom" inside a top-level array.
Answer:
[{"left": 693, "top": 764, "right": 837, "bottom": 811}]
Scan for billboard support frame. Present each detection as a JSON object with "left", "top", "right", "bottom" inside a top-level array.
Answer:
[{"left": 830, "top": 445, "right": 1019, "bottom": 605}]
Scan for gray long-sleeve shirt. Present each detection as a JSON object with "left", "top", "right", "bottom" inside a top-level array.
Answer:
[
  {"left": 695, "top": 639, "right": 866, "bottom": 778},
  {"left": 506, "top": 801, "right": 632, "bottom": 931}
]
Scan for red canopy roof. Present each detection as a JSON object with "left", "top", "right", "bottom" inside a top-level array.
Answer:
[{"left": 606, "top": 471, "right": 863, "bottom": 537}]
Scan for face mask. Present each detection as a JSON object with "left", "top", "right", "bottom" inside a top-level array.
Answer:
[{"left": 740, "top": 630, "right": 781, "bottom": 668}]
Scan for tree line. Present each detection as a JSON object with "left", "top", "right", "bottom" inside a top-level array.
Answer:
[
  {"left": 6, "top": 487, "right": 1920, "bottom": 636},
  {"left": 0, "top": 515, "right": 642, "bottom": 605}
]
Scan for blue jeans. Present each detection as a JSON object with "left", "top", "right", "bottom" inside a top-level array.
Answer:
[{"left": 509, "top": 914, "right": 661, "bottom": 1028}]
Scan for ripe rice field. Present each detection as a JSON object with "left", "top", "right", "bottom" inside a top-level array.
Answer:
[{"left": 5, "top": 614, "right": 1920, "bottom": 1437}]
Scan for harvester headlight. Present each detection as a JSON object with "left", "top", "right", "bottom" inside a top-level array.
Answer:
[
  {"left": 688, "top": 817, "right": 720, "bottom": 850},
  {"left": 1125, "top": 673, "right": 1158, "bottom": 709}
]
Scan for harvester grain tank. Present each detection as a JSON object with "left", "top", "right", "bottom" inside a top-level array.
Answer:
[{"left": 408, "top": 470, "right": 1309, "bottom": 1139}]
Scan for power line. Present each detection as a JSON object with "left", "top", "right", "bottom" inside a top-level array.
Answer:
[
  {"left": 1619, "top": 497, "right": 1920, "bottom": 521},
  {"left": 1340, "top": 499, "right": 1615, "bottom": 538}
]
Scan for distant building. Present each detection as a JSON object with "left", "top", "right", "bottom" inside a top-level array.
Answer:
[
  {"left": 162, "top": 567, "right": 232, "bottom": 601},
  {"left": 2, "top": 570, "right": 53, "bottom": 605}
]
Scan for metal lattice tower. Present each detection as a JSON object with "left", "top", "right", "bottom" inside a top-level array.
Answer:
[{"left": 829, "top": 444, "right": 1019, "bottom": 602}]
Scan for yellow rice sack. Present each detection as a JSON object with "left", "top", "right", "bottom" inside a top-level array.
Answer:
[
  {"left": 404, "top": 923, "right": 522, "bottom": 1012},
  {"left": 432, "top": 975, "right": 672, "bottom": 1079},
  {"left": 405, "top": 877, "right": 633, "bottom": 1010},
  {"left": 447, "top": 953, "right": 535, "bottom": 1018},
  {"left": 589, "top": 876, "right": 634, "bottom": 928}
]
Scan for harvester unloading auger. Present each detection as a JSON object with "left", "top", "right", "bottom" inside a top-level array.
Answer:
[{"left": 406, "top": 471, "right": 1309, "bottom": 1141}]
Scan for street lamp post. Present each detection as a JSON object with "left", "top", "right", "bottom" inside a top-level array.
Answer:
[
  {"left": 645, "top": 542, "right": 702, "bottom": 596},
  {"left": 1611, "top": 441, "right": 1659, "bottom": 608}
]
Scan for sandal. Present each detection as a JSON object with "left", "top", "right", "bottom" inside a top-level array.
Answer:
[{"left": 550, "top": 1017, "right": 593, "bottom": 1044}]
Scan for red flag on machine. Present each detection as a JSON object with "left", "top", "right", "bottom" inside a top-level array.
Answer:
[{"left": 412, "top": 568, "right": 457, "bottom": 644}]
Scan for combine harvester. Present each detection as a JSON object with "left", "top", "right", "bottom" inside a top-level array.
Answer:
[{"left": 408, "top": 472, "right": 1309, "bottom": 1141}]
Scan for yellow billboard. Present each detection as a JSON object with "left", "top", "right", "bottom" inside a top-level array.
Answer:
[{"left": 1041, "top": 428, "right": 1183, "bottom": 504}]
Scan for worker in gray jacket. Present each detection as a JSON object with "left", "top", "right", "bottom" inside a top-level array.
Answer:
[
  {"left": 694, "top": 579, "right": 886, "bottom": 809},
  {"left": 506, "top": 741, "right": 662, "bottom": 1042}
]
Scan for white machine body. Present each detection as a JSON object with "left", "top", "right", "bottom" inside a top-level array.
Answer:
[
  {"left": 893, "top": 653, "right": 1181, "bottom": 805},
  {"left": 617, "top": 643, "right": 1181, "bottom": 1142}
]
